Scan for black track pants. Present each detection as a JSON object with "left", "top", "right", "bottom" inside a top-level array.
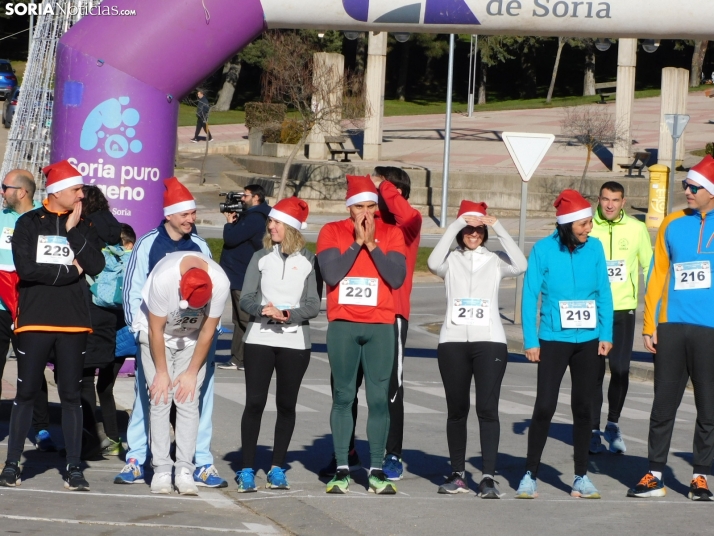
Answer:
[
  {"left": 593, "top": 310, "right": 635, "bottom": 429},
  {"left": 437, "top": 341, "right": 508, "bottom": 475},
  {"left": 96, "top": 359, "right": 126, "bottom": 442},
  {"left": 385, "top": 317, "right": 408, "bottom": 458},
  {"left": 241, "top": 343, "right": 310, "bottom": 469},
  {"left": 7, "top": 332, "right": 88, "bottom": 466},
  {"left": 648, "top": 323, "right": 714, "bottom": 474},
  {"left": 526, "top": 338, "right": 600, "bottom": 478}
]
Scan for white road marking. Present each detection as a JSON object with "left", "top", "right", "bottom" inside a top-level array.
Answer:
[
  {"left": 628, "top": 395, "right": 697, "bottom": 414},
  {"left": 200, "top": 490, "right": 242, "bottom": 510},
  {"left": 214, "top": 383, "right": 317, "bottom": 413}
]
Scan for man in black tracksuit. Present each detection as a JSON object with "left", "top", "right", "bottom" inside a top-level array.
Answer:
[
  {"left": 191, "top": 90, "right": 212, "bottom": 142},
  {"left": 0, "top": 160, "right": 104, "bottom": 492}
]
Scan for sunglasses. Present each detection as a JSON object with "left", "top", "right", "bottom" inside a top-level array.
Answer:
[
  {"left": 1, "top": 184, "right": 21, "bottom": 192},
  {"left": 682, "top": 180, "right": 705, "bottom": 195}
]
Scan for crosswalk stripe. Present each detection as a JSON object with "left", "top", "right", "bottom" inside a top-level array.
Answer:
[
  {"left": 627, "top": 396, "right": 697, "bottom": 415},
  {"left": 213, "top": 383, "right": 317, "bottom": 413},
  {"left": 302, "top": 384, "right": 442, "bottom": 414}
]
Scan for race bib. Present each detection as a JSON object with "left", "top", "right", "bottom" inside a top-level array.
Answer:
[
  {"left": 36, "top": 235, "right": 74, "bottom": 265},
  {"left": 451, "top": 298, "right": 490, "bottom": 326},
  {"left": 0, "top": 227, "right": 13, "bottom": 251},
  {"left": 167, "top": 307, "right": 206, "bottom": 336},
  {"left": 260, "top": 304, "right": 298, "bottom": 333},
  {"left": 559, "top": 300, "right": 597, "bottom": 329},
  {"left": 338, "top": 277, "right": 378, "bottom": 306},
  {"left": 673, "top": 261, "right": 711, "bottom": 290},
  {"left": 606, "top": 260, "right": 626, "bottom": 283}
]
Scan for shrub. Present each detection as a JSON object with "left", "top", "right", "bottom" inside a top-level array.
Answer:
[
  {"left": 706, "top": 142, "right": 714, "bottom": 157},
  {"left": 244, "top": 102, "right": 286, "bottom": 129},
  {"left": 280, "top": 120, "right": 303, "bottom": 144}
]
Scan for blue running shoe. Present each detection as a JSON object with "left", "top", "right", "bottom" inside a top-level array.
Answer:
[
  {"left": 266, "top": 467, "right": 290, "bottom": 490},
  {"left": 627, "top": 472, "right": 666, "bottom": 498},
  {"left": 382, "top": 454, "right": 403, "bottom": 481},
  {"left": 194, "top": 464, "right": 228, "bottom": 488},
  {"left": 515, "top": 471, "right": 538, "bottom": 499},
  {"left": 113, "top": 458, "right": 145, "bottom": 484},
  {"left": 589, "top": 432, "right": 605, "bottom": 454},
  {"left": 235, "top": 468, "right": 257, "bottom": 492},
  {"left": 34, "top": 430, "right": 57, "bottom": 452},
  {"left": 604, "top": 423, "right": 626, "bottom": 454},
  {"left": 572, "top": 475, "right": 601, "bottom": 499}
]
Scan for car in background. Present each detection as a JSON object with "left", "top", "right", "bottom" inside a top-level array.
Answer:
[
  {"left": 0, "top": 60, "right": 18, "bottom": 100},
  {"left": 2, "top": 87, "right": 19, "bottom": 128}
]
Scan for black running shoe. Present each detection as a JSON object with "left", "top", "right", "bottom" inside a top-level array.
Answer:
[
  {"left": 64, "top": 464, "right": 90, "bottom": 491},
  {"left": 438, "top": 472, "right": 469, "bottom": 494},
  {"left": 318, "top": 450, "right": 361, "bottom": 477},
  {"left": 478, "top": 477, "right": 502, "bottom": 499},
  {"left": 0, "top": 462, "right": 21, "bottom": 487},
  {"left": 689, "top": 476, "right": 713, "bottom": 501}
]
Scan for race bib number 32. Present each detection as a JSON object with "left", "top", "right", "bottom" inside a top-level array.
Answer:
[
  {"left": 452, "top": 298, "right": 490, "bottom": 326},
  {"left": 607, "top": 260, "right": 626, "bottom": 283},
  {"left": 559, "top": 300, "right": 597, "bottom": 329},
  {"left": 0, "top": 227, "right": 13, "bottom": 251},
  {"left": 36, "top": 235, "right": 74, "bottom": 265},
  {"left": 338, "top": 277, "right": 378, "bottom": 306},
  {"left": 674, "top": 261, "right": 711, "bottom": 290}
]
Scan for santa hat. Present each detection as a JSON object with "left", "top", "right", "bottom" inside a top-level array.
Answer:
[
  {"left": 270, "top": 197, "right": 309, "bottom": 230},
  {"left": 163, "top": 177, "right": 196, "bottom": 216},
  {"left": 457, "top": 200, "right": 488, "bottom": 219},
  {"left": 43, "top": 160, "right": 84, "bottom": 194},
  {"left": 554, "top": 189, "right": 592, "bottom": 224},
  {"left": 686, "top": 155, "right": 714, "bottom": 195},
  {"left": 345, "top": 175, "right": 379, "bottom": 207},
  {"left": 179, "top": 268, "right": 212, "bottom": 310}
]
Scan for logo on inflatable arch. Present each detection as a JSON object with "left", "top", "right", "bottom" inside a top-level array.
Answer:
[
  {"left": 80, "top": 96, "right": 143, "bottom": 159},
  {"left": 342, "top": 0, "right": 480, "bottom": 24}
]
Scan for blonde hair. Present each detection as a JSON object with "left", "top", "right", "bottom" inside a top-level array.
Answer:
[{"left": 262, "top": 218, "right": 306, "bottom": 255}]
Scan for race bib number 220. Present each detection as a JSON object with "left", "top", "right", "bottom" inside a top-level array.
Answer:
[{"left": 338, "top": 277, "right": 378, "bottom": 306}]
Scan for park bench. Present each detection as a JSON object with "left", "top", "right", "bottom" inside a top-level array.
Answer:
[
  {"left": 324, "top": 136, "right": 359, "bottom": 162},
  {"left": 595, "top": 82, "right": 617, "bottom": 104},
  {"left": 618, "top": 151, "right": 652, "bottom": 177}
]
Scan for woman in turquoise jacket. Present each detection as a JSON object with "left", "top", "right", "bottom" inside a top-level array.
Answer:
[{"left": 516, "top": 189, "right": 613, "bottom": 500}]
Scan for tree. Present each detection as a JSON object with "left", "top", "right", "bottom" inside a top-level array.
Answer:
[
  {"left": 546, "top": 37, "right": 567, "bottom": 104},
  {"left": 214, "top": 37, "right": 273, "bottom": 111},
  {"left": 561, "top": 105, "right": 627, "bottom": 190},
  {"left": 476, "top": 36, "right": 514, "bottom": 104},
  {"left": 261, "top": 31, "right": 367, "bottom": 201},
  {"left": 570, "top": 38, "right": 597, "bottom": 96},
  {"left": 688, "top": 40, "right": 709, "bottom": 87}
]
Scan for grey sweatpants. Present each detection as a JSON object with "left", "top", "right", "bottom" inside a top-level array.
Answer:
[{"left": 139, "top": 331, "right": 206, "bottom": 474}]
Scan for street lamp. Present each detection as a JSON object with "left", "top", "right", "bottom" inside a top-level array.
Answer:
[
  {"left": 642, "top": 39, "right": 661, "bottom": 53},
  {"left": 595, "top": 38, "right": 611, "bottom": 52},
  {"left": 393, "top": 33, "right": 411, "bottom": 43}
]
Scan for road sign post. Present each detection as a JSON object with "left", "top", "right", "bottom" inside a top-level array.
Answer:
[
  {"left": 502, "top": 132, "right": 555, "bottom": 324},
  {"left": 664, "top": 113, "right": 690, "bottom": 215}
]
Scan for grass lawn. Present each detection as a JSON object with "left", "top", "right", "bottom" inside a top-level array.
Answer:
[
  {"left": 207, "top": 237, "right": 434, "bottom": 272},
  {"left": 179, "top": 104, "right": 245, "bottom": 127}
]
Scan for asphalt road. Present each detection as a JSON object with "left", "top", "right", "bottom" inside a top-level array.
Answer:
[{"left": 0, "top": 282, "right": 708, "bottom": 535}]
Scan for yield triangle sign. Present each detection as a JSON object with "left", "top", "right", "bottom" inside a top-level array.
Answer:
[
  {"left": 664, "top": 114, "right": 690, "bottom": 139},
  {"left": 502, "top": 132, "right": 555, "bottom": 182}
]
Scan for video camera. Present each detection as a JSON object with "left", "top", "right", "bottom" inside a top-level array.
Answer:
[{"left": 219, "top": 191, "right": 246, "bottom": 214}]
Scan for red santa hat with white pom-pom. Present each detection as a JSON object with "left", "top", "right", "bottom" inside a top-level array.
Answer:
[
  {"left": 269, "top": 197, "right": 309, "bottom": 230},
  {"left": 554, "top": 189, "right": 592, "bottom": 224},
  {"left": 42, "top": 160, "right": 84, "bottom": 194},
  {"left": 163, "top": 177, "right": 196, "bottom": 216}
]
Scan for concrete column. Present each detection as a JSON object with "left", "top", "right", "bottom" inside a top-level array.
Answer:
[
  {"left": 658, "top": 67, "right": 689, "bottom": 166},
  {"left": 307, "top": 52, "right": 344, "bottom": 160},
  {"left": 613, "top": 39, "right": 637, "bottom": 168},
  {"left": 362, "top": 31, "right": 387, "bottom": 161}
]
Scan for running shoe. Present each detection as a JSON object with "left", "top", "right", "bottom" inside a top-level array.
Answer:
[
  {"left": 101, "top": 437, "right": 125, "bottom": 457},
  {"left": 515, "top": 471, "right": 538, "bottom": 499},
  {"left": 326, "top": 468, "right": 351, "bottom": 494},
  {"left": 190, "top": 138, "right": 199, "bottom": 143},
  {"left": 216, "top": 362, "right": 238, "bottom": 370},
  {"left": 266, "top": 467, "right": 290, "bottom": 490},
  {"left": 438, "top": 472, "right": 469, "bottom": 494},
  {"left": 627, "top": 472, "right": 666, "bottom": 498},
  {"left": 113, "top": 458, "right": 145, "bottom": 484},
  {"left": 318, "top": 450, "right": 362, "bottom": 477},
  {"left": 151, "top": 471, "right": 173, "bottom": 494},
  {"left": 368, "top": 469, "right": 397, "bottom": 495},
  {"left": 35, "top": 430, "right": 57, "bottom": 452},
  {"left": 688, "top": 476, "right": 713, "bottom": 501},
  {"left": 589, "top": 431, "right": 605, "bottom": 454},
  {"left": 235, "top": 468, "right": 257, "bottom": 493},
  {"left": 382, "top": 454, "right": 403, "bottom": 481},
  {"left": 478, "top": 476, "right": 502, "bottom": 499},
  {"left": 0, "top": 462, "right": 21, "bottom": 487},
  {"left": 64, "top": 464, "right": 90, "bottom": 491},
  {"left": 175, "top": 467, "right": 199, "bottom": 495},
  {"left": 603, "top": 423, "right": 626, "bottom": 454},
  {"left": 571, "top": 475, "right": 601, "bottom": 499},
  {"left": 194, "top": 464, "right": 228, "bottom": 488}
]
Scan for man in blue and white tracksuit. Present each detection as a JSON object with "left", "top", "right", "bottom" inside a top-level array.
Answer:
[{"left": 114, "top": 177, "right": 227, "bottom": 488}]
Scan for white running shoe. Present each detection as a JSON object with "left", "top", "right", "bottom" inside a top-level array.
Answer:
[
  {"left": 151, "top": 472, "right": 173, "bottom": 494},
  {"left": 175, "top": 467, "right": 199, "bottom": 496}
]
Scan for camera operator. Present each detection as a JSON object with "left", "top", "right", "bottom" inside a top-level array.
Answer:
[{"left": 218, "top": 184, "right": 271, "bottom": 371}]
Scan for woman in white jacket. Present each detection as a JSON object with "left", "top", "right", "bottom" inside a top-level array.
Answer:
[{"left": 427, "top": 200, "right": 527, "bottom": 498}]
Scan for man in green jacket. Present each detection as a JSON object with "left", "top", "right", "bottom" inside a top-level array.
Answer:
[{"left": 589, "top": 181, "right": 653, "bottom": 454}]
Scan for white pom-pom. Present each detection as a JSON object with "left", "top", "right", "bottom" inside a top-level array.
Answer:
[
  {"left": 179, "top": 300, "right": 189, "bottom": 310},
  {"left": 301, "top": 221, "right": 308, "bottom": 230}
]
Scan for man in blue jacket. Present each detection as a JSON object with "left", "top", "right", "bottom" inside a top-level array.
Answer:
[{"left": 218, "top": 184, "right": 270, "bottom": 371}]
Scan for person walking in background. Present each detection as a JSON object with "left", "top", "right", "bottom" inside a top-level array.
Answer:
[
  {"left": 234, "top": 198, "right": 320, "bottom": 492},
  {"left": 190, "top": 89, "right": 212, "bottom": 143},
  {"left": 428, "top": 201, "right": 527, "bottom": 497}
]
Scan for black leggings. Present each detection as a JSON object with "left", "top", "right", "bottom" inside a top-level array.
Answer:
[
  {"left": 7, "top": 332, "right": 88, "bottom": 466},
  {"left": 81, "top": 358, "right": 127, "bottom": 447},
  {"left": 241, "top": 343, "right": 310, "bottom": 469},
  {"left": 437, "top": 341, "right": 508, "bottom": 475},
  {"left": 526, "top": 338, "right": 600, "bottom": 478},
  {"left": 648, "top": 323, "right": 714, "bottom": 474},
  {"left": 593, "top": 310, "right": 635, "bottom": 429}
]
